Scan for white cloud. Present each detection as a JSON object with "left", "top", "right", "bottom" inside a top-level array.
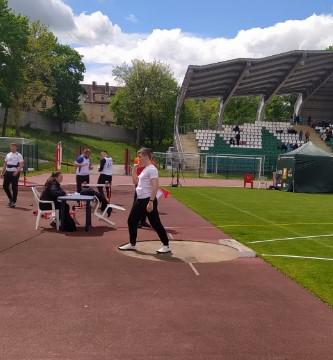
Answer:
[
  {"left": 58, "top": 11, "right": 123, "bottom": 46},
  {"left": 7, "top": 0, "right": 333, "bottom": 85},
  {"left": 8, "top": 0, "right": 75, "bottom": 31},
  {"left": 125, "top": 14, "right": 138, "bottom": 24},
  {"left": 75, "top": 14, "right": 333, "bottom": 83}
]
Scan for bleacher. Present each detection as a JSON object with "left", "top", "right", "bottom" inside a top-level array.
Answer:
[
  {"left": 194, "top": 121, "right": 303, "bottom": 173},
  {"left": 314, "top": 124, "right": 333, "bottom": 150}
]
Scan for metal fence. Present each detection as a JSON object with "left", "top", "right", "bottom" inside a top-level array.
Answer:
[
  {"left": 153, "top": 151, "right": 264, "bottom": 180},
  {"left": 0, "top": 137, "right": 39, "bottom": 171}
]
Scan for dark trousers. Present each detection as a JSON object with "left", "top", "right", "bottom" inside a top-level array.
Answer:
[
  {"left": 3, "top": 171, "right": 20, "bottom": 203},
  {"left": 133, "top": 191, "right": 148, "bottom": 225},
  {"left": 76, "top": 175, "right": 90, "bottom": 193},
  {"left": 97, "top": 174, "right": 112, "bottom": 198},
  {"left": 40, "top": 202, "right": 76, "bottom": 232},
  {"left": 128, "top": 197, "right": 169, "bottom": 246},
  {"left": 80, "top": 188, "right": 109, "bottom": 212}
]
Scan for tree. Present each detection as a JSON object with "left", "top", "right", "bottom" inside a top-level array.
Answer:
[
  {"left": 10, "top": 21, "right": 58, "bottom": 136},
  {"left": 46, "top": 44, "right": 85, "bottom": 132},
  {"left": 111, "top": 60, "right": 178, "bottom": 146},
  {"left": 265, "top": 95, "right": 296, "bottom": 121},
  {"left": 224, "top": 96, "right": 259, "bottom": 123},
  {"left": 0, "top": 0, "right": 29, "bottom": 136},
  {"left": 20, "top": 21, "right": 57, "bottom": 111}
]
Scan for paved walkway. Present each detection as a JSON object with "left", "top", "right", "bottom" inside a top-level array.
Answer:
[{"left": 0, "top": 185, "right": 332, "bottom": 359}]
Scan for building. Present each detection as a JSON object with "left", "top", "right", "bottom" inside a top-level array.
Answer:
[{"left": 81, "top": 82, "right": 120, "bottom": 125}]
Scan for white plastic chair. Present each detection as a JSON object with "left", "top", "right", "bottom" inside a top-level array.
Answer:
[
  {"left": 93, "top": 196, "right": 125, "bottom": 228},
  {"left": 257, "top": 176, "right": 268, "bottom": 189},
  {"left": 31, "top": 187, "right": 60, "bottom": 231}
]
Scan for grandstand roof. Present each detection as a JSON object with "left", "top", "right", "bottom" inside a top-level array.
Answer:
[{"left": 182, "top": 50, "right": 333, "bottom": 101}]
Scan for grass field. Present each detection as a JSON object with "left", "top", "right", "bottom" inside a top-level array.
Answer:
[
  {"left": 170, "top": 187, "right": 333, "bottom": 306},
  {"left": 4, "top": 127, "right": 137, "bottom": 165}
]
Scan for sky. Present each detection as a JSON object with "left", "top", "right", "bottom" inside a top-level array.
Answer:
[{"left": 7, "top": 0, "right": 333, "bottom": 85}]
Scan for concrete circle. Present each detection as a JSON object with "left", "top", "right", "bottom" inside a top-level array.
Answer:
[{"left": 119, "top": 240, "right": 240, "bottom": 263}]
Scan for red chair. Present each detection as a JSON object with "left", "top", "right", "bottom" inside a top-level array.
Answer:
[{"left": 243, "top": 173, "right": 254, "bottom": 188}]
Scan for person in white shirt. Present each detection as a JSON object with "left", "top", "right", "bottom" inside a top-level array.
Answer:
[
  {"left": 1, "top": 143, "right": 24, "bottom": 208},
  {"left": 97, "top": 150, "right": 112, "bottom": 198},
  {"left": 74, "top": 148, "right": 93, "bottom": 193},
  {"left": 119, "top": 148, "right": 170, "bottom": 254}
]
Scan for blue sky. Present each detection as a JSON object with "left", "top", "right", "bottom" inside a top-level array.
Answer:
[
  {"left": 8, "top": 0, "right": 333, "bottom": 83},
  {"left": 65, "top": 0, "right": 333, "bottom": 37}
]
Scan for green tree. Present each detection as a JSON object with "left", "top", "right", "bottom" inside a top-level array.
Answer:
[
  {"left": 111, "top": 60, "right": 178, "bottom": 146},
  {"left": 0, "top": 0, "right": 29, "bottom": 136},
  {"left": 46, "top": 44, "right": 85, "bottom": 132},
  {"left": 265, "top": 95, "right": 296, "bottom": 121},
  {"left": 20, "top": 22, "right": 57, "bottom": 111},
  {"left": 11, "top": 21, "right": 58, "bottom": 136},
  {"left": 179, "top": 98, "right": 220, "bottom": 131},
  {"left": 224, "top": 96, "right": 259, "bottom": 123}
]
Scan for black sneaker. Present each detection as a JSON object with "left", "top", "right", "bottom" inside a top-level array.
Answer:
[{"left": 107, "top": 208, "right": 112, "bottom": 217}]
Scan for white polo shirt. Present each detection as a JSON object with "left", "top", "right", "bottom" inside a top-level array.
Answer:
[
  {"left": 136, "top": 164, "right": 158, "bottom": 199},
  {"left": 5, "top": 152, "right": 23, "bottom": 172}
]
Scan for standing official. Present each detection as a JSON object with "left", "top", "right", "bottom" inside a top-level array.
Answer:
[
  {"left": 75, "top": 148, "right": 93, "bottom": 193},
  {"left": 1, "top": 143, "right": 24, "bottom": 208},
  {"left": 97, "top": 150, "right": 112, "bottom": 198},
  {"left": 119, "top": 148, "right": 170, "bottom": 254}
]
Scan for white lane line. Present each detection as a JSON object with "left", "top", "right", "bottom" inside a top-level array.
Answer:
[
  {"left": 195, "top": 189, "right": 301, "bottom": 237},
  {"left": 262, "top": 254, "right": 333, "bottom": 261},
  {"left": 249, "top": 233, "right": 333, "bottom": 244},
  {"left": 188, "top": 262, "right": 200, "bottom": 276},
  {"left": 218, "top": 222, "right": 333, "bottom": 227}
]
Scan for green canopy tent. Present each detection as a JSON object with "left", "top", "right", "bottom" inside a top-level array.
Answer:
[{"left": 276, "top": 142, "right": 333, "bottom": 193}]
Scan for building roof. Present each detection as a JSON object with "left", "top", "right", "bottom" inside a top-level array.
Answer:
[
  {"left": 182, "top": 50, "right": 333, "bottom": 101},
  {"left": 81, "top": 82, "right": 121, "bottom": 104},
  {"left": 82, "top": 83, "right": 120, "bottom": 96}
]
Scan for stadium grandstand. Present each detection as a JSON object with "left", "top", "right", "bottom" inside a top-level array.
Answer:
[{"left": 173, "top": 50, "right": 333, "bottom": 176}]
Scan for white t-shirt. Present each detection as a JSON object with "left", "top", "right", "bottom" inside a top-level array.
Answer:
[
  {"left": 75, "top": 155, "right": 91, "bottom": 176},
  {"left": 5, "top": 152, "right": 24, "bottom": 172},
  {"left": 136, "top": 164, "right": 158, "bottom": 199}
]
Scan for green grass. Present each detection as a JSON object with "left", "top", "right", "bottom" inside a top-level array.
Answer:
[
  {"left": 170, "top": 187, "right": 333, "bottom": 306},
  {"left": 4, "top": 127, "right": 137, "bottom": 165}
]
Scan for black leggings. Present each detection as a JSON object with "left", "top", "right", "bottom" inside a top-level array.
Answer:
[
  {"left": 76, "top": 175, "right": 90, "bottom": 193},
  {"left": 97, "top": 174, "right": 112, "bottom": 198},
  {"left": 3, "top": 171, "right": 20, "bottom": 203},
  {"left": 128, "top": 197, "right": 169, "bottom": 246}
]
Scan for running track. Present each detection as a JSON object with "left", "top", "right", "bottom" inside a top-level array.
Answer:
[{"left": 0, "top": 179, "right": 332, "bottom": 359}]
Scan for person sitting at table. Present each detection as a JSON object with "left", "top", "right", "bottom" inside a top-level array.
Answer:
[
  {"left": 40, "top": 172, "right": 77, "bottom": 232},
  {"left": 80, "top": 182, "right": 112, "bottom": 217}
]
